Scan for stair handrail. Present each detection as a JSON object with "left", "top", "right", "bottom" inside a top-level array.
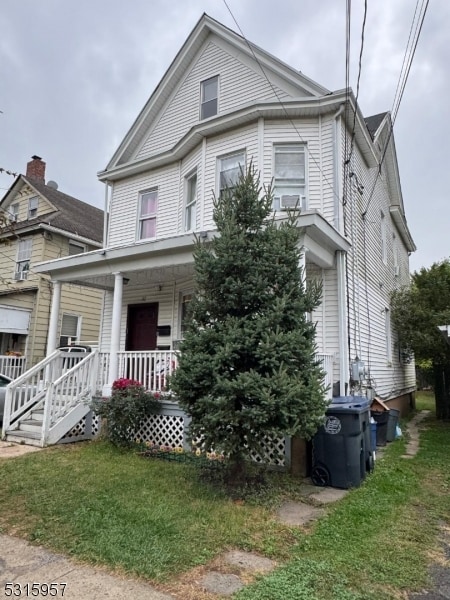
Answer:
[
  {"left": 2, "top": 350, "right": 60, "bottom": 436},
  {"left": 41, "top": 349, "right": 98, "bottom": 446}
]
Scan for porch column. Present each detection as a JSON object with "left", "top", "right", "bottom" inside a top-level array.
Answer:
[
  {"left": 299, "top": 246, "right": 307, "bottom": 289},
  {"left": 337, "top": 251, "right": 349, "bottom": 396},
  {"left": 46, "top": 280, "right": 62, "bottom": 355},
  {"left": 103, "top": 272, "right": 124, "bottom": 397}
]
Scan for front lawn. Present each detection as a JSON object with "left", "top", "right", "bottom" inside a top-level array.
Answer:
[{"left": 0, "top": 441, "right": 295, "bottom": 581}]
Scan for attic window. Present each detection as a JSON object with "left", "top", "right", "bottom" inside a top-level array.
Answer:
[
  {"left": 28, "top": 196, "right": 38, "bottom": 219},
  {"left": 200, "top": 76, "right": 218, "bottom": 120}
]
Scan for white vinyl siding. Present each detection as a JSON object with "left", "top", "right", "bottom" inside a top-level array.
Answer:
[
  {"left": 136, "top": 38, "right": 291, "bottom": 161},
  {"left": 200, "top": 75, "right": 218, "bottom": 119}
]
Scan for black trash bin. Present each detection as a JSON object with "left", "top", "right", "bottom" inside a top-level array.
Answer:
[
  {"left": 371, "top": 410, "right": 389, "bottom": 446},
  {"left": 386, "top": 408, "right": 400, "bottom": 442},
  {"left": 311, "top": 397, "right": 372, "bottom": 489}
]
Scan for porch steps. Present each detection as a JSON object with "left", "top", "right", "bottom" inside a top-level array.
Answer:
[{"left": 4, "top": 430, "right": 43, "bottom": 447}]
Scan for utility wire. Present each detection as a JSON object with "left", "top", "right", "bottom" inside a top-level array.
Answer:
[
  {"left": 348, "top": 0, "right": 368, "bottom": 162},
  {"left": 221, "top": 0, "right": 341, "bottom": 205},
  {"left": 361, "top": 0, "right": 429, "bottom": 218}
]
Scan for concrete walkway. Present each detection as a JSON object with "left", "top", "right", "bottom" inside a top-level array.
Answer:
[{"left": 0, "top": 440, "right": 42, "bottom": 459}]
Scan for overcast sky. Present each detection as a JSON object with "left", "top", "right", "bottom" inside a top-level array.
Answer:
[{"left": 1, "top": 0, "right": 448, "bottom": 272}]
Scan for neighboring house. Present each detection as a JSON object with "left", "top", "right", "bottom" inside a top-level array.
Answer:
[
  {"left": 6, "top": 14, "right": 416, "bottom": 448},
  {"left": 0, "top": 155, "right": 104, "bottom": 375}
]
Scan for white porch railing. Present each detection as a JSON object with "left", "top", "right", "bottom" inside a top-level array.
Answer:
[
  {"left": 95, "top": 351, "right": 334, "bottom": 398},
  {"left": 2, "top": 349, "right": 97, "bottom": 445},
  {"left": 96, "top": 351, "right": 178, "bottom": 393},
  {"left": 0, "top": 355, "right": 27, "bottom": 379}
]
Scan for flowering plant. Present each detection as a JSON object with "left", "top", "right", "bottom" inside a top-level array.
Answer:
[{"left": 91, "top": 378, "right": 161, "bottom": 447}]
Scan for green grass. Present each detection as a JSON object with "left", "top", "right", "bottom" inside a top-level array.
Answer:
[
  {"left": 236, "top": 397, "right": 450, "bottom": 600},
  {"left": 1, "top": 399, "right": 449, "bottom": 599},
  {"left": 0, "top": 442, "right": 295, "bottom": 581}
]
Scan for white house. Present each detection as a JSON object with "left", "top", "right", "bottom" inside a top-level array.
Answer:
[{"left": 4, "top": 14, "right": 416, "bottom": 449}]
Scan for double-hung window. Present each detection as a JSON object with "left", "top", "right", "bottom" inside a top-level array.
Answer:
[
  {"left": 28, "top": 196, "right": 38, "bottom": 219},
  {"left": 219, "top": 152, "right": 245, "bottom": 196},
  {"left": 11, "top": 203, "right": 19, "bottom": 221},
  {"left": 200, "top": 76, "right": 218, "bottom": 120},
  {"left": 185, "top": 172, "right": 197, "bottom": 232},
  {"left": 138, "top": 190, "right": 157, "bottom": 240},
  {"left": 59, "top": 313, "right": 80, "bottom": 347},
  {"left": 273, "top": 144, "right": 306, "bottom": 211},
  {"left": 15, "top": 238, "right": 32, "bottom": 280}
]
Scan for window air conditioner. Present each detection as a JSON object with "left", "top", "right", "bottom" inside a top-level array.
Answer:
[
  {"left": 280, "top": 194, "right": 305, "bottom": 210},
  {"left": 14, "top": 271, "right": 28, "bottom": 281},
  {"left": 9, "top": 213, "right": 18, "bottom": 223}
]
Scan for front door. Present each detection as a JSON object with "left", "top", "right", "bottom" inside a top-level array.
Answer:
[{"left": 126, "top": 303, "right": 158, "bottom": 351}]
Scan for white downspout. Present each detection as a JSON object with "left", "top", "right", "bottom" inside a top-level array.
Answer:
[
  {"left": 103, "top": 182, "right": 110, "bottom": 248},
  {"left": 337, "top": 251, "right": 349, "bottom": 396},
  {"left": 46, "top": 280, "right": 62, "bottom": 355},
  {"left": 333, "top": 104, "right": 345, "bottom": 231}
]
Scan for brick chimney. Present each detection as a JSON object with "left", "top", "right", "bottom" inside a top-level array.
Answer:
[{"left": 26, "top": 155, "right": 46, "bottom": 183}]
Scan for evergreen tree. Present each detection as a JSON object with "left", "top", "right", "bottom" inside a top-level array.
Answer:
[{"left": 170, "top": 166, "right": 328, "bottom": 480}]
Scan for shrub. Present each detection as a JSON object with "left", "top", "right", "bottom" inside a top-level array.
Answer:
[{"left": 91, "top": 378, "right": 160, "bottom": 447}]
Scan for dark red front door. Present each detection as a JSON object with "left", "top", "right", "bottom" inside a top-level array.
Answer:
[{"left": 126, "top": 303, "right": 158, "bottom": 351}]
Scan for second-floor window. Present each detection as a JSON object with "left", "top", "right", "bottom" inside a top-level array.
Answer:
[
  {"left": 15, "top": 238, "right": 32, "bottom": 280},
  {"left": 185, "top": 172, "right": 197, "bottom": 232},
  {"left": 219, "top": 152, "right": 245, "bottom": 196},
  {"left": 200, "top": 76, "right": 218, "bottom": 120},
  {"left": 28, "top": 196, "right": 38, "bottom": 219},
  {"left": 138, "top": 190, "right": 157, "bottom": 240},
  {"left": 273, "top": 144, "right": 306, "bottom": 211}
]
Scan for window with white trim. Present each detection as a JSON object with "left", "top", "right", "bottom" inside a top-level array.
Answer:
[
  {"left": 28, "top": 196, "right": 38, "bottom": 219},
  {"left": 381, "top": 211, "right": 387, "bottom": 264},
  {"left": 184, "top": 172, "right": 197, "bottom": 232},
  {"left": 273, "top": 144, "right": 307, "bottom": 211},
  {"left": 219, "top": 152, "right": 245, "bottom": 196},
  {"left": 180, "top": 292, "right": 193, "bottom": 337},
  {"left": 384, "top": 308, "right": 392, "bottom": 363},
  {"left": 11, "top": 203, "right": 19, "bottom": 221},
  {"left": 200, "top": 76, "right": 218, "bottom": 120},
  {"left": 138, "top": 189, "right": 157, "bottom": 240},
  {"left": 393, "top": 234, "right": 400, "bottom": 277},
  {"left": 15, "top": 238, "right": 32, "bottom": 280},
  {"left": 59, "top": 313, "right": 81, "bottom": 347},
  {"left": 68, "top": 240, "right": 86, "bottom": 256}
]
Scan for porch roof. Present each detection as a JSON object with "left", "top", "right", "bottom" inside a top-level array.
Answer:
[{"left": 33, "top": 211, "right": 350, "bottom": 290}]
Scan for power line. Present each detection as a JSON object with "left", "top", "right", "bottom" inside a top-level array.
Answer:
[{"left": 221, "top": 0, "right": 341, "bottom": 205}]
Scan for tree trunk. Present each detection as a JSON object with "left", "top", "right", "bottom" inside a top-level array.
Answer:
[{"left": 433, "top": 362, "right": 450, "bottom": 420}]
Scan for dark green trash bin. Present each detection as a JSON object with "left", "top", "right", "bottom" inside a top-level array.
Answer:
[
  {"left": 311, "top": 397, "right": 372, "bottom": 489},
  {"left": 386, "top": 408, "right": 400, "bottom": 442}
]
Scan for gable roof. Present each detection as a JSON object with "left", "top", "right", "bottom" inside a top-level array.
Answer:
[
  {"left": 101, "top": 13, "right": 330, "bottom": 175},
  {"left": 365, "top": 112, "right": 388, "bottom": 139},
  {"left": 0, "top": 176, "right": 103, "bottom": 244}
]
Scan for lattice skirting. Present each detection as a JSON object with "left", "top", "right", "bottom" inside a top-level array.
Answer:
[
  {"left": 60, "top": 401, "right": 289, "bottom": 468},
  {"left": 59, "top": 412, "right": 100, "bottom": 444}
]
